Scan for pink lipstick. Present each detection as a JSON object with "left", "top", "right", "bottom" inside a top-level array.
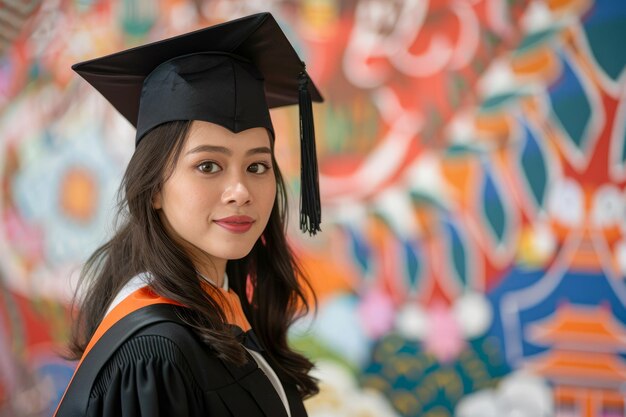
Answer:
[{"left": 213, "top": 215, "right": 255, "bottom": 233}]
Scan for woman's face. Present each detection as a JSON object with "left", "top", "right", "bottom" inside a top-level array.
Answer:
[{"left": 153, "top": 121, "right": 277, "bottom": 275}]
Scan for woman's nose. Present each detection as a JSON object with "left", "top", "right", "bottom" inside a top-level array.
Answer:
[{"left": 222, "top": 180, "right": 251, "bottom": 206}]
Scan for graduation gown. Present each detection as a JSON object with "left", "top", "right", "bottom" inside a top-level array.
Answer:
[{"left": 55, "top": 286, "right": 308, "bottom": 417}]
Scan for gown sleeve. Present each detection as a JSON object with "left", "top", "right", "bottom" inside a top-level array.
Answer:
[{"left": 84, "top": 334, "right": 202, "bottom": 417}]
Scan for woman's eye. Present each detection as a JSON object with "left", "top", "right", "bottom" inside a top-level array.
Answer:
[
  {"left": 248, "top": 162, "right": 271, "bottom": 174},
  {"left": 197, "top": 161, "right": 221, "bottom": 173}
]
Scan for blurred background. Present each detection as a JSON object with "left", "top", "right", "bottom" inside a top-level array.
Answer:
[{"left": 1, "top": 0, "right": 625, "bottom": 416}]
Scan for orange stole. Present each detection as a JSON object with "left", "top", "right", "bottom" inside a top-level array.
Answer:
[{"left": 88, "top": 284, "right": 251, "bottom": 360}]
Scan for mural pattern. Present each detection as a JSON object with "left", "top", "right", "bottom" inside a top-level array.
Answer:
[{"left": 0, "top": 0, "right": 625, "bottom": 416}]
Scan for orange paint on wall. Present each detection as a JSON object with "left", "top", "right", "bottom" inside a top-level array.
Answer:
[
  {"left": 512, "top": 46, "right": 560, "bottom": 80},
  {"left": 474, "top": 113, "right": 512, "bottom": 141},
  {"left": 299, "top": 252, "right": 353, "bottom": 303},
  {"left": 59, "top": 168, "right": 97, "bottom": 224}
]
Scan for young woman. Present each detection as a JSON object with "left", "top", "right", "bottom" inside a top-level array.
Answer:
[{"left": 54, "top": 12, "right": 323, "bottom": 417}]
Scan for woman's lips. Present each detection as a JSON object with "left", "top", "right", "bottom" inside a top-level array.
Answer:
[{"left": 213, "top": 215, "right": 255, "bottom": 233}]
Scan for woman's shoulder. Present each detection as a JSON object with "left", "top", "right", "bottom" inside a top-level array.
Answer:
[
  {"left": 91, "top": 320, "right": 235, "bottom": 394},
  {"left": 85, "top": 321, "right": 236, "bottom": 417}
]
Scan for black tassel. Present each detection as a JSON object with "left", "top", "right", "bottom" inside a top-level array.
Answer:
[{"left": 298, "top": 71, "right": 322, "bottom": 235}]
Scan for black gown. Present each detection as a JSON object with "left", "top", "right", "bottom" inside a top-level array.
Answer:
[{"left": 57, "top": 305, "right": 308, "bottom": 417}]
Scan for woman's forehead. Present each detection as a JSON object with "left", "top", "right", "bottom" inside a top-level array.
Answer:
[{"left": 184, "top": 121, "right": 272, "bottom": 150}]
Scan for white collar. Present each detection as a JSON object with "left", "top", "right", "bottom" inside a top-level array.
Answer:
[
  {"left": 198, "top": 272, "right": 229, "bottom": 290},
  {"left": 104, "top": 272, "right": 150, "bottom": 316}
]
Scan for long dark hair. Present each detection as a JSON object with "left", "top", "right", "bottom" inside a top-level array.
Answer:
[{"left": 69, "top": 120, "right": 318, "bottom": 397}]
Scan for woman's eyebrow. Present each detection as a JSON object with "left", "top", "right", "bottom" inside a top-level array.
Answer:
[
  {"left": 184, "top": 145, "right": 271, "bottom": 156},
  {"left": 246, "top": 146, "right": 272, "bottom": 156},
  {"left": 185, "top": 145, "right": 231, "bottom": 156}
]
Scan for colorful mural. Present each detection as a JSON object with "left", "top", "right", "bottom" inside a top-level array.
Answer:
[{"left": 1, "top": 0, "right": 625, "bottom": 416}]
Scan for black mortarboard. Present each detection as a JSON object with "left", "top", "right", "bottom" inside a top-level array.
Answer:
[{"left": 71, "top": 12, "right": 322, "bottom": 235}]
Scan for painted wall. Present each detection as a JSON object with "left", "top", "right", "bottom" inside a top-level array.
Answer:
[{"left": 1, "top": 0, "right": 625, "bottom": 416}]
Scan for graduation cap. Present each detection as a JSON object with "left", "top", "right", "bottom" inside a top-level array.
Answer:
[{"left": 72, "top": 12, "right": 322, "bottom": 235}]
